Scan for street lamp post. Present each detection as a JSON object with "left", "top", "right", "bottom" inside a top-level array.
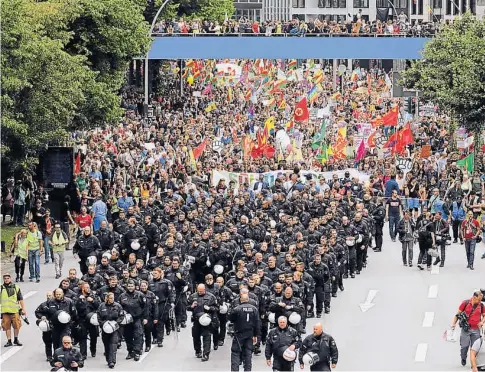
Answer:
[{"left": 144, "top": 0, "right": 172, "bottom": 108}]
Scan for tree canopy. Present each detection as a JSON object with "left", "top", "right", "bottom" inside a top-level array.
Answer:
[
  {"left": 1, "top": 0, "right": 151, "bottom": 176},
  {"left": 160, "top": 0, "right": 235, "bottom": 23},
  {"left": 401, "top": 13, "right": 485, "bottom": 134}
]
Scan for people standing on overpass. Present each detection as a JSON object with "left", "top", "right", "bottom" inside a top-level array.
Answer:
[{"left": 1, "top": 273, "right": 26, "bottom": 347}]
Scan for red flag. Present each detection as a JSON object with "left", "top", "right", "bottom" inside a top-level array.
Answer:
[
  {"left": 383, "top": 131, "right": 399, "bottom": 151},
  {"left": 192, "top": 138, "right": 207, "bottom": 159},
  {"left": 355, "top": 140, "right": 366, "bottom": 162},
  {"left": 395, "top": 123, "right": 414, "bottom": 154},
  {"left": 294, "top": 97, "right": 309, "bottom": 122},
  {"left": 367, "top": 131, "right": 377, "bottom": 148},
  {"left": 74, "top": 152, "right": 81, "bottom": 175},
  {"left": 381, "top": 106, "right": 399, "bottom": 126}
]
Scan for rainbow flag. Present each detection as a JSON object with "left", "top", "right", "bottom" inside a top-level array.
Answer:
[
  {"left": 307, "top": 85, "right": 319, "bottom": 104},
  {"left": 288, "top": 59, "right": 297, "bottom": 69}
]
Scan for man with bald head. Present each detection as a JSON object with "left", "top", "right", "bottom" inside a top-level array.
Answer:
[
  {"left": 51, "top": 335, "right": 84, "bottom": 371},
  {"left": 188, "top": 284, "right": 219, "bottom": 362},
  {"left": 35, "top": 291, "right": 55, "bottom": 362},
  {"left": 299, "top": 322, "right": 338, "bottom": 371}
]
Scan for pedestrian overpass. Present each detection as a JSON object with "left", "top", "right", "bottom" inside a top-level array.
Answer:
[{"left": 147, "top": 36, "right": 430, "bottom": 59}]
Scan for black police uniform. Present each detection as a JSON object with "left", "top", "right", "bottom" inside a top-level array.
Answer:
[
  {"left": 148, "top": 277, "right": 175, "bottom": 346},
  {"left": 35, "top": 300, "right": 54, "bottom": 361},
  {"left": 73, "top": 235, "right": 102, "bottom": 275},
  {"left": 45, "top": 297, "right": 78, "bottom": 350},
  {"left": 299, "top": 332, "right": 338, "bottom": 371},
  {"left": 50, "top": 345, "right": 84, "bottom": 371},
  {"left": 228, "top": 301, "right": 260, "bottom": 371},
  {"left": 188, "top": 291, "right": 218, "bottom": 359},
  {"left": 141, "top": 289, "right": 158, "bottom": 351},
  {"left": 74, "top": 291, "right": 101, "bottom": 359},
  {"left": 97, "top": 301, "right": 124, "bottom": 366},
  {"left": 265, "top": 325, "right": 301, "bottom": 371},
  {"left": 165, "top": 267, "right": 190, "bottom": 326},
  {"left": 119, "top": 289, "right": 148, "bottom": 358}
]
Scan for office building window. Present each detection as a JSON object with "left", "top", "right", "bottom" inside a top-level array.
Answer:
[
  {"left": 353, "top": 0, "right": 369, "bottom": 7},
  {"left": 433, "top": 0, "right": 442, "bottom": 7},
  {"left": 318, "top": 0, "right": 325, "bottom": 7},
  {"left": 376, "top": 0, "right": 388, "bottom": 7},
  {"left": 292, "top": 0, "right": 306, "bottom": 6},
  {"left": 393, "top": 0, "right": 407, "bottom": 8}
]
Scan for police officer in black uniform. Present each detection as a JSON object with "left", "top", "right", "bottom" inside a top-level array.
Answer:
[
  {"left": 139, "top": 280, "right": 158, "bottom": 352},
  {"left": 44, "top": 288, "right": 78, "bottom": 350},
  {"left": 75, "top": 282, "right": 101, "bottom": 360},
  {"left": 265, "top": 316, "right": 301, "bottom": 371},
  {"left": 97, "top": 292, "right": 123, "bottom": 369},
  {"left": 35, "top": 291, "right": 55, "bottom": 362},
  {"left": 299, "top": 323, "right": 338, "bottom": 371},
  {"left": 188, "top": 283, "right": 219, "bottom": 362},
  {"left": 119, "top": 280, "right": 148, "bottom": 361},
  {"left": 50, "top": 335, "right": 84, "bottom": 371},
  {"left": 229, "top": 292, "right": 260, "bottom": 371},
  {"left": 73, "top": 226, "right": 102, "bottom": 275},
  {"left": 148, "top": 267, "right": 175, "bottom": 347}
]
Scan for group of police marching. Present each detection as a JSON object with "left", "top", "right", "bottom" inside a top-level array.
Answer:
[{"left": 25, "top": 173, "right": 388, "bottom": 371}]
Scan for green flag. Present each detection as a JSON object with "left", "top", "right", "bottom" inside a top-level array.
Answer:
[
  {"left": 456, "top": 153, "right": 474, "bottom": 173},
  {"left": 311, "top": 119, "right": 327, "bottom": 150}
]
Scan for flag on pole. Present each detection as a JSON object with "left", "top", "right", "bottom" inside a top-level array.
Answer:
[
  {"left": 294, "top": 97, "right": 309, "bottom": 122},
  {"left": 457, "top": 153, "right": 474, "bottom": 173},
  {"left": 192, "top": 138, "right": 208, "bottom": 159},
  {"left": 74, "top": 152, "right": 81, "bottom": 174},
  {"left": 205, "top": 102, "right": 217, "bottom": 113},
  {"left": 355, "top": 139, "right": 366, "bottom": 162}
]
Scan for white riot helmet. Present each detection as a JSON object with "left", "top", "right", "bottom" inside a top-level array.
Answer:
[
  {"left": 38, "top": 319, "right": 51, "bottom": 332},
  {"left": 57, "top": 311, "right": 71, "bottom": 324},
  {"left": 102, "top": 251, "right": 111, "bottom": 260},
  {"left": 88, "top": 312, "right": 99, "bottom": 326},
  {"left": 345, "top": 237, "right": 355, "bottom": 246},
  {"left": 214, "top": 264, "right": 224, "bottom": 275},
  {"left": 131, "top": 240, "right": 140, "bottom": 250},
  {"left": 356, "top": 234, "right": 363, "bottom": 243},
  {"left": 283, "top": 348, "right": 297, "bottom": 361},
  {"left": 86, "top": 256, "right": 97, "bottom": 266},
  {"left": 199, "top": 313, "right": 212, "bottom": 326},
  {"left": 302, "top": 352, "right": 320, "bottom": 366},
  {"left": 219, "top": 303, "right": 228, "bottom": 314},
  {"left": 268, "top": 312, "right": 276, "bottom": 323},
  {"left": 288, "top": 312, "right": 301, "bottom": 325},
  {"left": 120, "top": 312, "right": 133, "bottom": 325},
  {"left": 270, "top": 220, "right": 276, "bottom": 229},
  {"left": 102, "top": 320, "right": 119, "bottom": 334}
]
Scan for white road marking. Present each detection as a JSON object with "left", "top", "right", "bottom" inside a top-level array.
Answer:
[
  {"left": 138, "top": 344, "right": 153, "bottom": 362},
  {"left": 431, "top": 265, "right": 440, "bottom": 275},
  {"left": 0, "top": 346, "right": 24, "bottom": 365},
  {"left": 422, "top": 312, "right": 435, "bottom": 328},
  {"left": 428, "top": 285, "right": 438, "bottom": 299},
  {"left": 359, "top": 289, "right": 378, "bottom": 313},
  {"left": 414, "top": 343, "right": 428, "bottom": 362},
  {"left": 23, "top": 291, "right": 37, "bottom": 300}
]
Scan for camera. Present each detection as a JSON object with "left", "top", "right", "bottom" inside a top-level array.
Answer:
[{"left": 457, "top": 311, "right": 471, "bottom": 331}]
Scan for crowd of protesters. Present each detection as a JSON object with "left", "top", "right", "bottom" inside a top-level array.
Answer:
[
  {"left": 153, "top": 15, "right": 441, "bottom": 36},
  {"left": 1, "top": 58, "right": 485, "bottom": 370}
]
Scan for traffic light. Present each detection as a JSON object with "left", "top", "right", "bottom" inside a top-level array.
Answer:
[{"left": 406, "top": 97, "right": 417, "bottom": 115}]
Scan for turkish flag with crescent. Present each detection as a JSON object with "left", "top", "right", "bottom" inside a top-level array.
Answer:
[{"left": 294, "top": 97, "right": 309, "bottom": 122}]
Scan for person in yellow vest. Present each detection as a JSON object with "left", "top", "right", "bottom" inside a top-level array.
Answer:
[
  {"left": 11, "top": 229, "right": 29, "bottom": 282},
  {"left": 1, "top": 273, "right": 26, "bottom": 347},
  {"left": 49, "top": 222, "right": 70, "bottom": 279},
  {"left": 27, "top": 222, "right": 44, "bottom": 283}
]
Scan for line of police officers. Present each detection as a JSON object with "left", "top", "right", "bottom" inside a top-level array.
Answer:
[{"left": 32, "top": 183, "right": 385, "bottom": 370}]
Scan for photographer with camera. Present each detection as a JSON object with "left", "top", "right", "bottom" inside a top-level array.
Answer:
[
  {"left": 461, "top": 211, "right": 481, "bottom": 270},
  {"left": 451, "top": 290, "right": 485, "bottom": 367},
  {"left": 432, "top": 212, "right": 450, "bottom": 267}
]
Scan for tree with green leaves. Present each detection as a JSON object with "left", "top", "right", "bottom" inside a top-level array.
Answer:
[
  {"left": 401, "top": 13, "right": 485, "bottom": 135},
  {"left": 161, "top": 0, "right": 235, "bottom": 23},
  {"left": 1, "top": 0, "right": 151, "bottom": 176}
]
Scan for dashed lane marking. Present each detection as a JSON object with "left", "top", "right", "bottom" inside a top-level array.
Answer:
[
  {"left": 422, "top": 312, "right": 435, "bottom": 328},
  {"left": 0, "top": 346, "right": 24, "bottom": 365},
  {"left": 23, "top": 291, "right": 37, "bottom": 300},
  {"left": 431, "top": 265, "right": 440, "bottom": 275},
  {"left": 414, "top": 343, "right": 428, "bottom": 362},
  {"left": 428, "top": 285, "right": 438, "bottom": 299}
]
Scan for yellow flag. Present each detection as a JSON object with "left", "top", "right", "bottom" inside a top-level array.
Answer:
[
  {"left": 338, "top": 126, "right": 347, "bottom": 138},
  {"left": 189, "top": 149, "right": 196, "bottom": 169},
  {"left": 205, "top": 102, "right": 217, "bottom": 113},
  {"left": 187, "top": 75, "right": 194, "bottom": 85}
]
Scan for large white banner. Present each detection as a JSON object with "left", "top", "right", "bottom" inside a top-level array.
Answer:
[{"left": 212, "top": 169, "right": 370, "bottom": 189}]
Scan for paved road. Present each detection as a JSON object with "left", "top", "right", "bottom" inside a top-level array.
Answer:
[{"left": 1, "top": 231, "right": 484, "bottom": 371}]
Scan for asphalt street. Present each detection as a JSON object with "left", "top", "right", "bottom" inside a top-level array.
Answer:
[{"left": 1, "top": 230, "right": 484, "bottom": 371}]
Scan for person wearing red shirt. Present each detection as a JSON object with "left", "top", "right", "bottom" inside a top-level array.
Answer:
[
  {"left": 461, "top": 211, "right": 481, "bottom": 270},
  {"left": 451, "top": 291, "right": 485, "bottom": 366},
  {"left": 75, "top": 206, "right": 92, "bottom": 237}
]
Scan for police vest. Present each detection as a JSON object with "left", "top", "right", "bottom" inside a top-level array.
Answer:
[
  {"left": 0, "top": 285, "right": 20, "bottom": 314},
  {"left": 52, "top": 232, "right": 68, "bottom": 252}
]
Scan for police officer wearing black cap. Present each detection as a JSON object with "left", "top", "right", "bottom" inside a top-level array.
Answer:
[
  {"left": 229, "top": 292, "right": 260, "bottom": 371},
  {"left": 119, "top": 279, "right": 148, "bottom": 361}
]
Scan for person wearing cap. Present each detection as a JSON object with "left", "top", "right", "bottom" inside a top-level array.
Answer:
[
  {"left": 451, "top": 291, "right": 485, "bottom": 367},
  {"left": 50, "top": 222, "right": 70, "bottom": 279},
  {"left": 35, "top": 291, "right": 55, "bottom": 362},
  {"left": 1, "top": 273, "right": 26, "bottom": 347}
]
